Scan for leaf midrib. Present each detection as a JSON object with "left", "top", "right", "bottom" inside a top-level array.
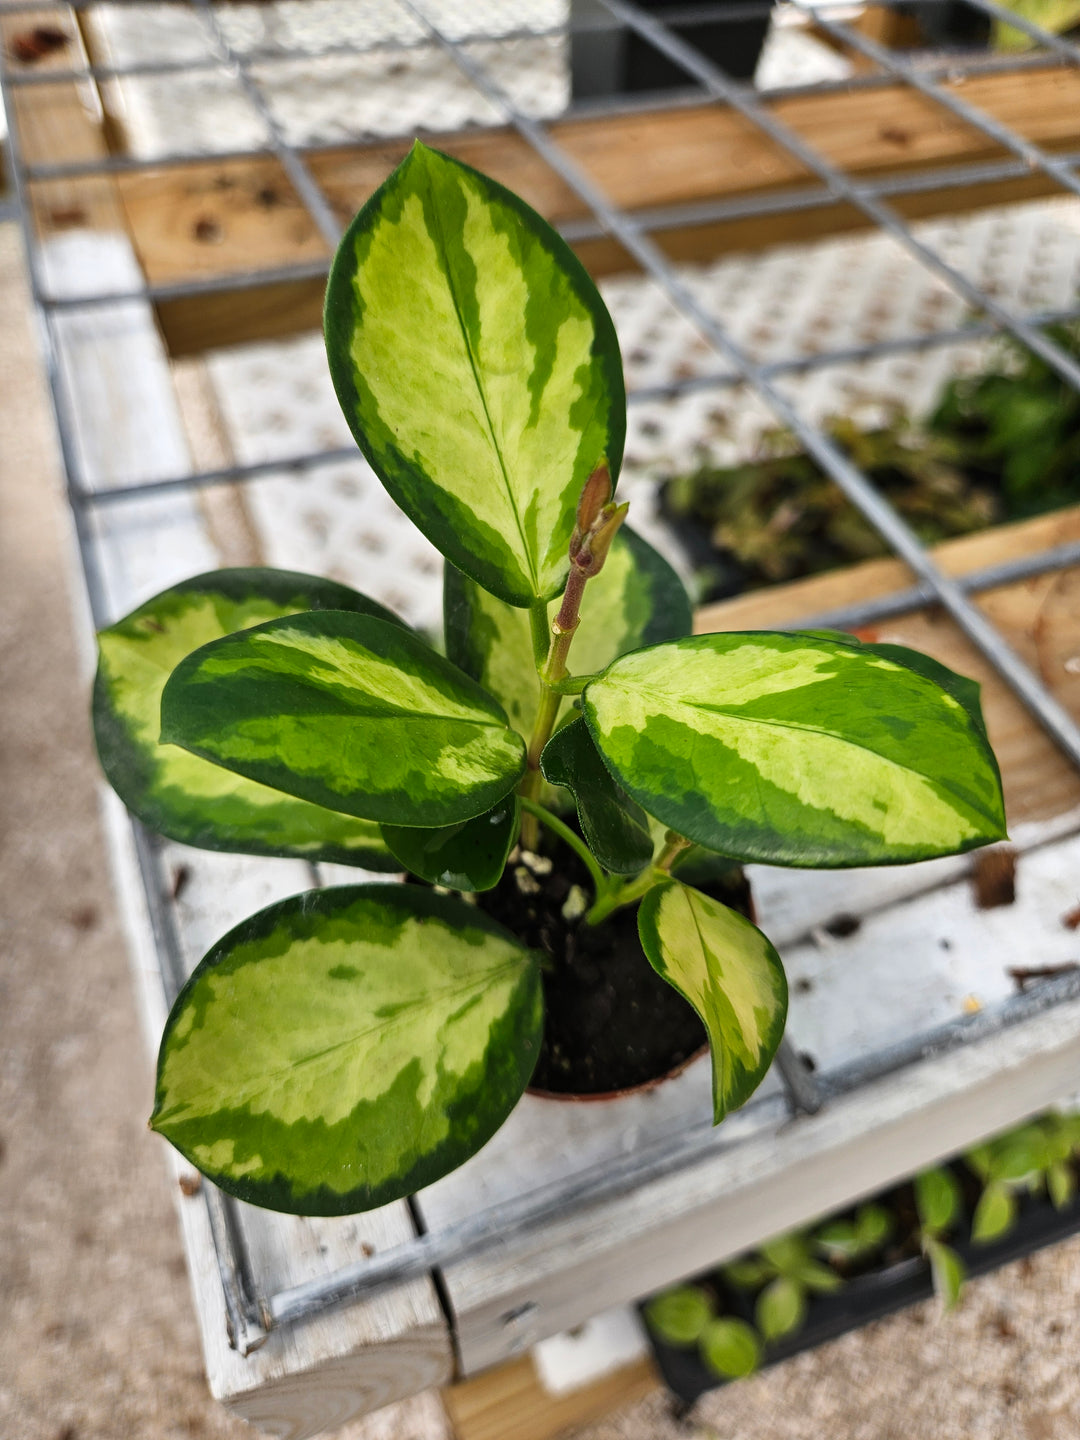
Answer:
[
  {"left": 425, "top": 169, "right": 538, "bottom": 595},
  {"left": 682, "top": 888, "right": 733, "bottom": 1105}
]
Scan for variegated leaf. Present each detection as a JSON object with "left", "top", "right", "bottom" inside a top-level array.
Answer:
[
  {"left": 380, "top": 797, "right": 520, "bottom": 891},
  {"left": 93, "top": 569, "right": 401, "bottom": 867},
  {"left": 638, "top": 880, "right": 787, "bottom": 1122},
  {"left": 540, "top": 718, "right": 652, "bottom": 874},
  {"left": 325, "top": 141, "right": 625, "bottom": 607},
  {"left": 806, "top": 630, "right": 990, "bottom": 739},
  {"left": 444, "top": 525, "right": 692, "bottom": 737},
  {"left": 152, "top": 885, "right": 543, "bottom": 1214},
  {"left": 160, "top": 611, "right": 526, "bottom": 827},
  {"left": 585, "top": 632, "right": 1006, "bottom": 867}
]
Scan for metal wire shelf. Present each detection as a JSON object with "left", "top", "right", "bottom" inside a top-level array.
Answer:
[{"left": 4, "top": 0, "right": 1080, "bottom": 1360}]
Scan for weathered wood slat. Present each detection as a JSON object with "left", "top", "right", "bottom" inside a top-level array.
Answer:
[
  {"left": 435, "top": 975, "right": 1080, "bottom": 1375},
  {"left": 36, "top": 60, "right": 1080, "bottom": 353},
  {"left": 445, "top": 1354, "right": 659, "bottom": 1440}
]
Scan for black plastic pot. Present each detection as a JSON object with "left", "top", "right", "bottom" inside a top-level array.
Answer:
[
  {"left": 645, "top": 1182, "right": 1080, "bottom": 1406},
  {"left": 570, "top": 0, "right": 771, "bottom": 101},
  {"left": 910, "top": 1, "right": 991, "bottom": 47}
]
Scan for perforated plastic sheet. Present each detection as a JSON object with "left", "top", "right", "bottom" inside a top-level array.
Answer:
[{"left": 203, "top": 192, "right": 1080, "bottom": 626}]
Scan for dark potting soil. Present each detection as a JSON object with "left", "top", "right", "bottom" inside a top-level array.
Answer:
[{"left": 476, "top": 836, "right": 752, "bottom": 1095}]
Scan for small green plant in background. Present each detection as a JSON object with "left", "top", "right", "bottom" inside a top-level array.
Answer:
[
  {"left": 645, "top": 1109, "right": 1080, "bottom": 1383},
  {"left": 93, "top": 143, "right": 1006, "bottom": 1217},
  {"left": 929, "top": 323, "right": 1080, "bottom": 518},
  {"left": 913, "top": 1165, "right": 966, "bottom": 1310},
  {"left": 724, "top": 1230, "right": 842, "bottom": 1344},
  {"left": 644, "top": 1288, "right": 762, "bottom": 1380},
  {"left": 663, "top": 322, "right": 1080, "bottom": 603},
  {"left": 966, "top": 1111, "right": 1080, "bottom": 1240}
]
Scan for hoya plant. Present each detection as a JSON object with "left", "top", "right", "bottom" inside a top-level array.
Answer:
[{"left": 94, "top": 143, "right": 1007, "bottom": 1217}]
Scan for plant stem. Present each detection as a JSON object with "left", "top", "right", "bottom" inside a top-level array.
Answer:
[
  {"left": 519, "top": 796, "right": 607, "bottom": 897},
  {"left": 584, "top": 831, "right": 692, "bottom": 926},
  {"left": 529, "top": 599, "right": 550, "bottom": 671},
  {"left": 655, "top": 830, "right": 694, "bottom": 874},
  {"left": 519, "top": 570, "right": 591, "bottom": 848}
]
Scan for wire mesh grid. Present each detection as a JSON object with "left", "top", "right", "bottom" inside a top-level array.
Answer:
[{"left": 4, "top": 0, "right": 1080, "bottom": 1354}]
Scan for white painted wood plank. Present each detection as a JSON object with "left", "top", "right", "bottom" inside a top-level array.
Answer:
[
  {"left": 51, "top": 230, "right": 453, "bottom": 1430},
  {"left": 419, "top": 824, "right": 1080, "bottom": 1374},
  {"left": 783, "top": 829, "right": 1080, "bottom": 1074},
  {"left": 442, "top": 987, "right": 1080, "bottom": 1374},
  {"left": 747, "top": 804, "right": 1080, "bottom": 950}
]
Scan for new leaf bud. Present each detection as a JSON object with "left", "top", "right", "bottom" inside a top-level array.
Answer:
[
  {"left": 569, "top": 463, "right": 612, "bottom": 559},
  {"left": 576, "top": 501, "right": 629, "bottom": 577}
]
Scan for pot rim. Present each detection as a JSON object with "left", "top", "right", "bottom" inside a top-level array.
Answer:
[{"left": 526, "top": 1040, "right": 708, "bottom": 1104}]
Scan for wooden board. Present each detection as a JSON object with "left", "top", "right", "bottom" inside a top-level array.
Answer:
[
  {"left": 15, "top": 55, "right": 1076, "bottom": 352},
  {"left": 0, "top": 8, "right": 128, "bottom": 241},
  {"left": 445, "top": 1356, "right": 659, "bottom": 1440}
]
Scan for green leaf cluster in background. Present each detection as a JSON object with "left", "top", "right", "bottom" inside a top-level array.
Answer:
[
  {"left": 645, "top": 1109, "right": 1080, "bottom": 1382},
  {"left": 965, "top": 1112, "right": 1080, "bottom": 1240},
  {"left": 663, "top": 324, "right": 1080, "bottom": 605},
  {"left": 929, "top": 323, "right": 1080, "bottom": 515}
]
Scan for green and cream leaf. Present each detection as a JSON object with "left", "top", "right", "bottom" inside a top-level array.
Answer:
[
  {"left": 151, "top": 885, "right": 543, "bottom": 1214},
  {"left": 637, "top": 880, "right": 787, "bottom": 1122},
  {"left": 93, "top": 569, "right": 404, "bottom": 867},
  {"left": 380, "top": 798, "right": 520, "bottom": 891},
  {"left": 325, "top": 142, "right": 625, "bottom": 607},
  {"left": 444, "top": 525, "right": 692, "bottom": 738},
  {"left": 584, "top": 632, "right": 1006, "bottom": 867},
  {"left": 160, "top": 611, "right": 526, "bottom": 828},
  {"left": 808, "top": 630, "right": 991, "bottom": 739}
]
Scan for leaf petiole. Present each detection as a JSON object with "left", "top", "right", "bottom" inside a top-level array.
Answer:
[
  {"left": 547, "top": 674, "right": 596, "bottom": 695},
  {"left": 585, "top": 830, "right": 692, "bottom": 925},
  {"left": 518, "top": 795, "right": 609, "bottom": 899}
]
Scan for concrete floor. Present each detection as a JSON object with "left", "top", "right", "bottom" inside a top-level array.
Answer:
[{"left": 4, "top": 216, "right": 1080, "bottom": 1440}]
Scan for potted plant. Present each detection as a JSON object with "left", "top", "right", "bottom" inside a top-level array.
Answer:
[{"left": 92, "top": 141, "right": 1006, "bottom": 1218}]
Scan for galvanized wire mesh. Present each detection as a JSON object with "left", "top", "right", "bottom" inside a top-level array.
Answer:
[{"left": 4, "top": 0, "right": 1080, "bottom": 1346}]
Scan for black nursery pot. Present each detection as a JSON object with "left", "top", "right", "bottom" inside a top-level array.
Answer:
[
  {"left": 570, "top": 0, "right": 771, "bottom": 102},
  {"left": 910, "top": 1, "right": 991, "bottom": 48},
  {"left": 645, "top": 1174, "right": 1080, "bottom": 1406},
  {"left": 474, "top": 833, "right": 753, "bottom": 1101}
]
